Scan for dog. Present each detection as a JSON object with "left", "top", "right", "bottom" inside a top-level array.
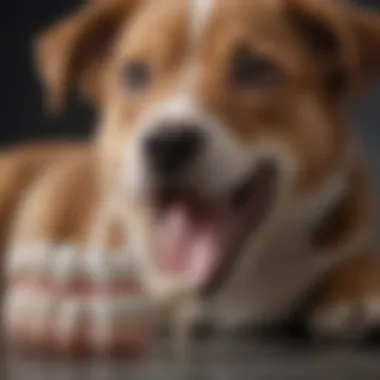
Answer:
[{"left": 3, "top": 0, "right": 380, "bottom": 355}]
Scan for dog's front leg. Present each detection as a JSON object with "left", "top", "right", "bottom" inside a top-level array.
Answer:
[{"left": 308, "top": 253, "right": 380, "bottom": 340}]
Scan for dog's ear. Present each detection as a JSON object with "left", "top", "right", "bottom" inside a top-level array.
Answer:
[
  {"left": 285, "top": 0, "right": 380, "bottom": 96},
  {"left": 34, "top": 0, "right": 141, "bottom": 114}
]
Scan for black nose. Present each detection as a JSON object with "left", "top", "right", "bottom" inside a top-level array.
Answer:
[{"left": 144, "top": 124, "right": 205, "bottom": 176}]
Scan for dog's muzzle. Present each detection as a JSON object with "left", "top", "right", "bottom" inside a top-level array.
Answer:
[{"left": 143, "top": 120, "right": 206, "bottom": 182}]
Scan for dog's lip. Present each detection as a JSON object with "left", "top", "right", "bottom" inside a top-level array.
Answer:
[
  {"left": 202, "top": 160, "right": 278, "bottom": 297},
  {"left": 229, "top": 160, "right": 278, "bottom": 210},
  {"left": 153, "top": 160, "right": 278, "bottom": 296}
]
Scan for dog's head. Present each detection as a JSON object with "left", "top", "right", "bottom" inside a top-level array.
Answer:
[{"left": 35, "top": 0, "right": 380, "bottom": 295}]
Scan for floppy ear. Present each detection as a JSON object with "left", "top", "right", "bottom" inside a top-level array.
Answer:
[
  {"left": 34, "top": 0, "right": 141, "bottom": 114},
  {"left": 285, "top": 0, "right": 380, "bottom": 96}
]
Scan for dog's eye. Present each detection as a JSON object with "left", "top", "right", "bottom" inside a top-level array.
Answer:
[
  {"left": 123, "top": 60, "right": 151, "bottom": 92},
  {"left": 231, "top": 48, "right": 278, "bottom": 90}
]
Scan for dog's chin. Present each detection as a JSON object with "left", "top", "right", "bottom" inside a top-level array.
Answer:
[{"left": 150, "top": 159, "right": 279, "bottom": 297}]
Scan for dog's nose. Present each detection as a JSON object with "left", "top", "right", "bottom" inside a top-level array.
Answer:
[{"left": 144, "top": 124, "right": 205, "bottom": 176}]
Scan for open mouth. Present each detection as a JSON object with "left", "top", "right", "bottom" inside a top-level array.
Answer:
[{"left": 154, "top": 160, "right": 278, "bottom": 297}]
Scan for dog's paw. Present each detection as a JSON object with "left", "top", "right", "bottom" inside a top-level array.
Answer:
[
  {"left": 308, "top": 297, "right": 380, "bottom": 340},
  {"left": 3, "top": 243, "right": 152, "bottom": 357}
]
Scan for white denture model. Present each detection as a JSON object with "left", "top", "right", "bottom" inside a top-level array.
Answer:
[{"left": 4, "top": 200, "right": 198, "bottom": 356}]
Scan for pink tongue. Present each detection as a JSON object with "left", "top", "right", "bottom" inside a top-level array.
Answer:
[{"left": 158, "top": 205, "right": 222, "bottom": 287}]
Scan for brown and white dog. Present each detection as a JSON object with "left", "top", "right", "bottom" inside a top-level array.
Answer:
[{"left": 3, "top": 0, "right": 380, "bottom": 355}]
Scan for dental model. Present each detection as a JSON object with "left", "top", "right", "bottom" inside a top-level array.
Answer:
[{"left": 3, "top": 200, "right": 198, "bottom": 357}]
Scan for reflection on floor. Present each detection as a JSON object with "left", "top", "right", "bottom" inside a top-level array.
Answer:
[{"left": 5, "top": 334, "right": 380, "bottom": 380}]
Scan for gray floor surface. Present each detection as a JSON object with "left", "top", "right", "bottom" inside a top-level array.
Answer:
[{"left": 5, "top": 335, "right": 380, "bottom": 379}]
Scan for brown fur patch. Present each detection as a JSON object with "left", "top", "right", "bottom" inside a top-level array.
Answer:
[
  {"left": 34, "top": 0, "right": 142, "bottom": 112},
  {"left": 312, "top": 253, "right": 380, "bottom": 308},
  {"left": 0, "top": 142, "right": 88, "bottom": 244},
  {"left": 7, "top": 143, "right": 95, "bottom": 247},
  {"left": 311, "top": 157, "right": 373, "bottom": 250}
]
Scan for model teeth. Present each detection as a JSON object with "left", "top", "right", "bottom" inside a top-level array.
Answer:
[
  {"left": 29, "top": 243, "right": 52, "bottom": 277},
  {"left": 56, "top": 297, "right": 87, "bottom": 348},
  {"left": 113, "top": 295, "right": 152, "bottom": 317},
  {"left": 7, "top": 246, "right": 36, "bottom": 277},
  {"left": 7, "top": 243, "right": 141, "bottom": 284},
  {"left": 84, "top": 253, "right": 111, "bottom": 283},
  {"left": 4, "top": 287, "right": 33, "bottom": 327},
  {"left": 4, "top": 243, "right": 155, "bottom": 354},
  {"left": 109, "top": 252, "right": 140, "bottom": 280},
  {"left": 29, "top": 292, "right": 56, "bottom": 338},
  {"left": 90, "top": 297, "right": 114, "bottom": 350},
  {"left": 3, "top": 289, "right": 18, "bottom": 325},
  {"left": 53, "top": 245, "right": 83, "bottom": 285},
  {"left": 34, "top": 292, "right": 55, "bottom": 315},
  {"left": 4, "top": 289, "right": 153, "bottom": 354}
]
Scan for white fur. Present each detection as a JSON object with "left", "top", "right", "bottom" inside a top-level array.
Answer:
[
  {"left": 190, "top": 0, "right": 214, "bottom": 49},
  {"left": 124, "top": 0, "right": 219, "bottom": 198},
  {"left": 309, "top": 296, "right": 380, "bottom": 339}
]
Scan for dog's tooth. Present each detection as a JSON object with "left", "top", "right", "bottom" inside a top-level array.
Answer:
[{"left": 53, "top": 245, "right": 82, "bottom": 286}]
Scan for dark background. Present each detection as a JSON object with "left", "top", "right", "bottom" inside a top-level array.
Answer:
[
  {"left": 0, "top": 0, "right": 95, "bottom": 146},
  {"left": 0, "top": 0, "right": 379, "bottom": 144}
]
